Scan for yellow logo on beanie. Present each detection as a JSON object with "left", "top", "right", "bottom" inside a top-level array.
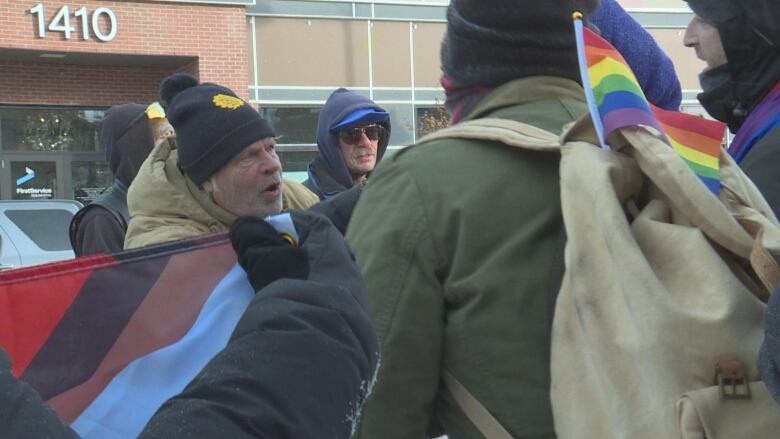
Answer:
[{"left": 213, "top": 94, "right": 245, "bottom": 110}]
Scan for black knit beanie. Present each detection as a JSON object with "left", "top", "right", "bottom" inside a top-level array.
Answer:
[
  {"left": 160, "top": 74, "right": 276, "bottom": 186},
  {"left": 441, "top": 0, "right": 601, "bottom": 87}
]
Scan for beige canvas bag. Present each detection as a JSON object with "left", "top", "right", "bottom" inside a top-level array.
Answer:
[
  {"left": 419, "top": 116, "right": 780, "bottom": 438},
  {"left": 550, "top": 117, "right": 780, "bottom": 439}
]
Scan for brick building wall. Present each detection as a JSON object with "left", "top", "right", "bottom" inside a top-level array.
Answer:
[{"left": 0, "top": 0, "right": 249, "bottom": 106}]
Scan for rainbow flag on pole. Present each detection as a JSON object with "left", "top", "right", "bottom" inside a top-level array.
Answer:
[{"left": 573, "top": 14, "right": 725, "bottom": 195}]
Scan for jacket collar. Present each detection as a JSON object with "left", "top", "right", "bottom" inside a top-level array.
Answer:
[
  {"left": 137, "top": 138, "right": 237, "bottom": 229},
  {"left": 182, "top": 168, "right": 237, "bottom": 227},
  {"left": 464, "top": 76, "right": 586, "bottom": 122}
]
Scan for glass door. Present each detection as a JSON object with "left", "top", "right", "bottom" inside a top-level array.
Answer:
[
  {"left": 70, "top": 155, "right": 112, "bottom": 205},
  {"left": 1, "top": 156, "right": 62, "bottom": 200}
]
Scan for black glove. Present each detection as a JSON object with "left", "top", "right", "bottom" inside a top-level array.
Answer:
[{"left": 230, "top": 216, "right": 309, "bottom": 292}]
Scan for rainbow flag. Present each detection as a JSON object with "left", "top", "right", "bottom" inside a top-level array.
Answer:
[
  {"left": 573, "top": 15, "right": 725, "bottom": 195},
  {"left": 0, "top": 214, "right": 296, "bottom": 438},
  {"left": 652, "top": 104, "right": 724, "bottom": 194}
]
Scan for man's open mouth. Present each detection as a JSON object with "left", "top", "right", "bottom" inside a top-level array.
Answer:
[{"left": 263, "top": 182, "right": 281, "bottom": 194}]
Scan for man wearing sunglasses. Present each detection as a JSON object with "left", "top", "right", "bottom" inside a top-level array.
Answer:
[
  {"left": 304, "top": 88, "right": 391, "bottom": 200},
  {"left": 69, "top": 102, "right": 166, "bottom": 256}
]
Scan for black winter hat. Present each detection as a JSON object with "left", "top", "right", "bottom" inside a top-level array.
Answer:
[
  {"left": 686, "top": 0, "right": 780, "bottom": 45},
  {"left": 160, "top": 73, "right": 276, "bottom": 186},
  {"left": 441, "top": 0, "right": 601, "bottom": 87}
]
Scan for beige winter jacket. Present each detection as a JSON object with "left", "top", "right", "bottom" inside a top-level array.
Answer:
[{"left": 124, "top": 138, "right": 318, "bottom": 249}]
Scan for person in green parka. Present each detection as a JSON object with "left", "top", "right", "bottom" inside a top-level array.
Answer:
[{"left": 346, "top": 0, "right": 600, "bottom": 437}]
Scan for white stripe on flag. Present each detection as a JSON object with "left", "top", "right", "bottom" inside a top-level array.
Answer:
[{"left": 71, "top": 263, "right": 254, "bottom": 439}]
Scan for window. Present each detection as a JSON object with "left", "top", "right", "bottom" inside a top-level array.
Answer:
[
  {"left": 4, "top": 209, "right": 73, "bottom": 251},
  {"left": 415, "top": 106, "right": 450, "bottom": 138},
  {"left": 379, "top": 103, "right": 415, "bottom": 146},
  {"left": 261, "top": 107, "right": 321, "bottom": 145},
  {"left": 0, "top": 107, "right": 105, "bottom": 152},
  {"left": 279, "top": 150, "right": 317, "bottom": 183},
  {"left": 72, "top": 161, "right": 113, "bottom": 205},
  {"left": 261, "top": 107, "right": 321, "bottom": 183}
]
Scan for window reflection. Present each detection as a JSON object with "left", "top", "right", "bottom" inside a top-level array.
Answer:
[
  {"left": 0, "top": 107, "right": 105, "bottom": 152},
  {"left": 415, "top": 106, "right": 450, "bottom": 138},
  {"left": 73, "top": 161, "right": 113, "bottom": 205},
  {"left": 375, "top": 103, "right": 414, "bottom": 146},
  {"left": 261, "top": 107, "right": 321, "bottom": 145}
]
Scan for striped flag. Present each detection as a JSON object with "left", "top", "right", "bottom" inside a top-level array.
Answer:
[
  {"left": 0, "top": 214, "right": 296, "bottom": 438},
  {"left": 573, "top": 14, "right": 725, "bottom": 195},
  {"left": 652, "top": 104, "right": 724, "bottom": 195}
]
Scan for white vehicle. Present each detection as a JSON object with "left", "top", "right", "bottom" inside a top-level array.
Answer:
[{"left": 0, "top": 200, "right": 82, "bottom": 270}]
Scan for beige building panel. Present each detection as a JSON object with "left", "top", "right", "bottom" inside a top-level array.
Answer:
[
  {"left": 255, "top": 18, "right": 370, "bottom": 87},
  {"left": 413, "top": 22, "right": 446, "bottom": 88},
  {"left": 646, "top": 28, "right": 706, "bottom": 91},
  {"left": 618, "top": 0, "right": 688, "bottom": 9},
  {"left": 372, "top": 22, "right": 413, "bottom": 87}
]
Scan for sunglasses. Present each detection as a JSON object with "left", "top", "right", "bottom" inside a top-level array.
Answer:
[{"left": 338, "top": 124, "right": 384, "bottom": 145}]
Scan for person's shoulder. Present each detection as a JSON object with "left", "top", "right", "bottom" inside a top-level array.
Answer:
[
  {"left": 283, "top": 179, "right": 319, "bottom": 209},
  {"left": 79, "top": 204, "right": 119, "bottom": 223}
]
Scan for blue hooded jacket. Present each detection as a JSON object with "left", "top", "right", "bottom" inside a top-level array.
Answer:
[
  {"left": 304, "top": 89, "right": 391, "bottom": 200},
  {"left": 592, "top": 0, "right": 682, "bottom": 111}
]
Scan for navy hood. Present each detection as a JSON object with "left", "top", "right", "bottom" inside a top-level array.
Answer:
[{"left": 307, "top": 89, "right": 390, "bottom": 199}]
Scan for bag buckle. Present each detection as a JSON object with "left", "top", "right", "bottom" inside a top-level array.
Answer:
[{"left": 715, "top": 359, "right": 752, "bottom": 400}]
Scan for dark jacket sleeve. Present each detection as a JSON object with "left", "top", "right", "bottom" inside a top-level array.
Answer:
[
  {"left": 591, "top": 0, "right": 682, "bottom": 110},
  {"left": 139, "top": 279, "right": 379, "bottom": 439},
  {"left": 308, "top": 184, "right": 364, "bottom": 236},
  {"left": 0, "top": 349, "right": 79, "bottom": 439},
  {"left": 140, "top": 211, "right": 379, "bottom": 439},
  {"left": 739, "top": 126, "right": 780, "bottom": 218},
  {"left": 73, "top": 207, "right": 126, "bottom": 256}
]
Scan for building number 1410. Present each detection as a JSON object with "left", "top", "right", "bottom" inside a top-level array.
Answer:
[{"left": 30, "top": 4, "right": 117, "bottom": 42}]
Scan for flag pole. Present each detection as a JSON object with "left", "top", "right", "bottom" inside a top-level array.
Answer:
[{"left": 573, "top": 11, "right": 610, "bottom": 150}]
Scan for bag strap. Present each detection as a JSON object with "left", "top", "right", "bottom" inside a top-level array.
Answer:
[
  {"left": 417, "top": 118, "right": 562, "bottom": 152},
  {"left": 751, "top": 230, "right": 780, "bottom": 295},
  {"left": 425, "top": 119, "right": 560, "bottom": 438},
  {"left": 739, "top": 217, "right": 780, "bottom": 297},
  {"left": 441, "top": 369, "right": 513, "bottom": 439}
]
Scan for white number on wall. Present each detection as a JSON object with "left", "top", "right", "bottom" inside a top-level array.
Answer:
[{"left": 29, "top": 4, "right": 118, "bottom": 42}]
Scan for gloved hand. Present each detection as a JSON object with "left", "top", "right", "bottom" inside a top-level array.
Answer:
[{"left": 230, "top": 216, "right": 310, "bottom": 292}]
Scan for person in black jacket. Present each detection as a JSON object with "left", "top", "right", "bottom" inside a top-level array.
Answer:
[
  {"left": 69, "top": 103, "right": 166, "bottom": 256},
  {"left": 2, "top": 210, "right": 379, "bottom": 438},
  {"left": 683, "top": 0, "right": 780, "bottom": 216}
]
